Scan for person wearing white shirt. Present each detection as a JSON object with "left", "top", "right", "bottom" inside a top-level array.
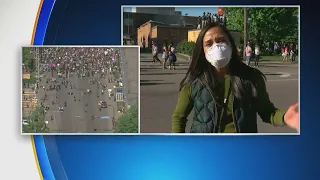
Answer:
[{"left": 254, "top": 45, "right": 261, "bottom": 67}]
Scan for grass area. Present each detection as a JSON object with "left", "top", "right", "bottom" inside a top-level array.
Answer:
[{"left": 260, "top": 55, "right": 299, "bottom": 62}]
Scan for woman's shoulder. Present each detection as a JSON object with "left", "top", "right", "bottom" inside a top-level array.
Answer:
[
  {"left": 180, "top": 80, "right": 201, "bottom": 92},
  {"left": 237, "top": 65, "right": 265, "bottom": 85}
]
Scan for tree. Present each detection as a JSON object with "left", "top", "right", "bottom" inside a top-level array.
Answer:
[
  {"left": 115, "top": 104, "right": 138, "bottom": 133},
  {"left": 22, "top": 106, "right": 49, "bottom": 133},
  {"left": 22, "top": 47, "right": 35, "bottom": 72},
  {"left": 224, "top": 7, "right": 298, "bottom": 46}
]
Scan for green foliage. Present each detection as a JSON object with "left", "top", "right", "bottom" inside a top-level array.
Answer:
[
  {"left": 22, "top": 105, "right": 49, "bottom": 133},
  {"left": 224, "top": 7, "right": 244, "bottom": 33},
  {"left": 115, "top": 104, "right": 138, "bottom": 133},
  {"left": 224, "top": 7, "right": 298, "bottom": 45},
  {"left": 176, "top": 40, "right": 196, "bottom": 56},
  {"left": 22, "top": 47, "right": 35, "bottom": 72}
]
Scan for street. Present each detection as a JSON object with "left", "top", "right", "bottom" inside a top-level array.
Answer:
[
  {"left": 140, "top": 53, "right": 299, "bottom": 133},
  {"left": 22, "top": 46, "right": 140, "bottom": 134},
  {"left": 121, "top": 47, "right": 139, "bottom": 106},
  {"left": 21, "top": 46, "right": 128, "bottom": 134},
  {"left": 37, "top": 70, "right": 117, "bottom": 133}
]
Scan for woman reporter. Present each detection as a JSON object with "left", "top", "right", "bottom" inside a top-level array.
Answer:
[{"left": 171, "top": 23, "right": 298, "bottom": 133}]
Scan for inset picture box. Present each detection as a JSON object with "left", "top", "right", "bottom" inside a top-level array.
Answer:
[{"left": 21, "top": 46, "right": 139, "bottom": 135}]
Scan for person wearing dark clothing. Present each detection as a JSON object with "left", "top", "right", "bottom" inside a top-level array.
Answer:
[
  {"left": 201, "top": 12, "right": 207, "bottom": 28},
  {"left": 171, "top": 23, "right": 299, "bottom": 133},
  {"left": 197, "top": 16, "right": 201, "bottom": 29},
  {"left": 168, "top": 42, "right": 177, "bottom": 70}
]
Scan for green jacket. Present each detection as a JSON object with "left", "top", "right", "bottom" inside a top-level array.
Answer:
[{"left": 172, "top": 75, "right": 286, "bottom": 133}]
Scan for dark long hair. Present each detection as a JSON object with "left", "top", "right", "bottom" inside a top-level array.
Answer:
[{"left": 179, "top": 22, "right": 266, "bottom": 102}]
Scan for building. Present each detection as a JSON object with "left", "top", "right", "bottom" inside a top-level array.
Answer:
[
  {"left": 188, "top": 29, "right": 241, "bottom": 46},
  {"left": 137, "top": 20, "right": 167, "bottom": 48},
  {"left": 188, "top": 29, "right": 201, "bottom": 42},
  {"left": 22, "top": 90, "right": 37, "bottom": 118},
  {"left": 175, "top": 11, "right": 182, "bottom": 16},
  {"left": 131, "top": 7, "right": 176, "bottom": 15},
  {"left": 123, "top": 12, "right": 198, "bottom": 45},
  {"left": 137, "top": 20, "right": 193, "bottom": 48},
  {"left": 137, "top": 21, "right": 196, "bottom": 48},
  {"left": 150, "top": 25, "right": 192, "bottom": 48}
]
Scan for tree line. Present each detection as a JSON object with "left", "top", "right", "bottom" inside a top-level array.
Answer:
[{"left": 224, "top": 7, "right": 298, "bottom": 45}]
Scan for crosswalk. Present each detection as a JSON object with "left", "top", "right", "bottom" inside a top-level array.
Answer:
[{"left": 116, "top": 93, "right": 124, "bottom": 102}]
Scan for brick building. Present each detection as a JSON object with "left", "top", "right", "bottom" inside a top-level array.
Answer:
[
  {"left": 123, "top": 12, "right": 198, "bottom": 45},
  {"left": 188, "top": 29, "right": 242, "bottom": 46},
  {"left": 150, "top": 25, "right": 192, "bottom": 48},
  {"left": 188, "top": 29, "right": 201, "bottom": 42},
  {"left": 137, "top": 21, "right": 167, "bottom": 48},
  {"left": 137, "top": 20, "right": 193, "bottom": 49}
]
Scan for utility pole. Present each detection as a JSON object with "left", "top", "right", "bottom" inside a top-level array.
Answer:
[
  {"left": 37, "top": 47, "right": 40, "bottom": 79},
  {"left": 243, "top": 7, "right": 248, "bottom": 61},
  {"left": 36, "top": 47, "right": 40, "bottom": 84},
  {"left": 127, "top": 13, "right": 130, "bottom": 36}
]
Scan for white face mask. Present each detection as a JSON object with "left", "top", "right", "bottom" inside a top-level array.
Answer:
[{"left": 205, "top": 44, "right": 232, "bottom": 68}]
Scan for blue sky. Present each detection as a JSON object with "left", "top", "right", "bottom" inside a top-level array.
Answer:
[{"left": 123, "top": 7, "right": 218, "bottom": 17}]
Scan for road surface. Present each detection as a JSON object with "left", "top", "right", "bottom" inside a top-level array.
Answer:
[
  {"left": 37, "top": 70, "right": 117, "bottom": 133},
  {"left": 121, "top": 47, "right": 139, "bottom": 106},
  {"left": 140, "top": 53, "right": 299, "bottom": 133}
]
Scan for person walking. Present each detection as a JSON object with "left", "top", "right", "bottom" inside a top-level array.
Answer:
[
  {"left": 162, "top": 40, "right": 169, "bottom": 69},
  {"left": 254, "top": 44, "right": 261, "bottom": 67},
  {"left": 168, "top": 42, "right": 177, "bottom": 70},
  {"left": 282, "top": 44, "right": 289, "bottom": 63},
  {"left": 201, "top": 12, "right": 207, "bottom": 28},
  {"left": 197, "top": 16, "right": 201, "bottom": 29},
  {"left": 290, "top": 44, "right": 297, "bottom": 63},
  {"left": 245, "top": 42, "right": 252, "bottom": 66},
  {"left": 142, "top": 37, "right": 146, "bottom": 53},
  {"left": 171, "top": 22, "right": 299, "bottom": 133},
  {"left": 151, "top": 41, "right": 161, "bottom": 66}
]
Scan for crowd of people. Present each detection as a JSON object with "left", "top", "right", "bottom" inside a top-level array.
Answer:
[
  {"left": 242, "top": 42, "right": 298, "bottom": 67},
  {"left": 24, "top": 47, "right": 122, "bottom": 122},
  {"left": 151, "top": 39, "right": 177, "bottom": 70},
  {"left": 198, "top": 12, "right": 226, "bottom": 29},
  {"left": 36, "top": 47, "right": 120, "bottom": 78}
]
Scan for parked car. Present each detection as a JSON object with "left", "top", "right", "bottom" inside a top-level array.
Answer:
[{"left": 98, "top": 101, "right": 108, "bottom": 108}]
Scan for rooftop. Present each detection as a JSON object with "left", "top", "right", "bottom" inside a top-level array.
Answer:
[
  {"left": 153, "top": 25, "right": 194, "bottom": 29},
  {"left": 138, "top": 20, "right": 168, "bottom": 29}
]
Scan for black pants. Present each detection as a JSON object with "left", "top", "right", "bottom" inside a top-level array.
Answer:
[
  {"left": 153, "top": 54, "right": 161, "bottom": 63},
  {"left": 169, "top": 60, "right": 175, "bottom": 67},
  {"left": 168, "top": 55, "right": 176, "bottom": 68},
  {"left": 291, "top": 54, "right": 296, "bottom": 62},
  {"left": 255, "top": 55, "right": 260, "bottom": 66}
]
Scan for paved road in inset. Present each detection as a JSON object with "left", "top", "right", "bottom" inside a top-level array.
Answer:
[{"left": 37, "top": 70, "right": 116, "bottom": 133}]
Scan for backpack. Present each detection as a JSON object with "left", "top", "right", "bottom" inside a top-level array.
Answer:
[{"left": 168, "top": 46, "right": 175, "bottom": 55}]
